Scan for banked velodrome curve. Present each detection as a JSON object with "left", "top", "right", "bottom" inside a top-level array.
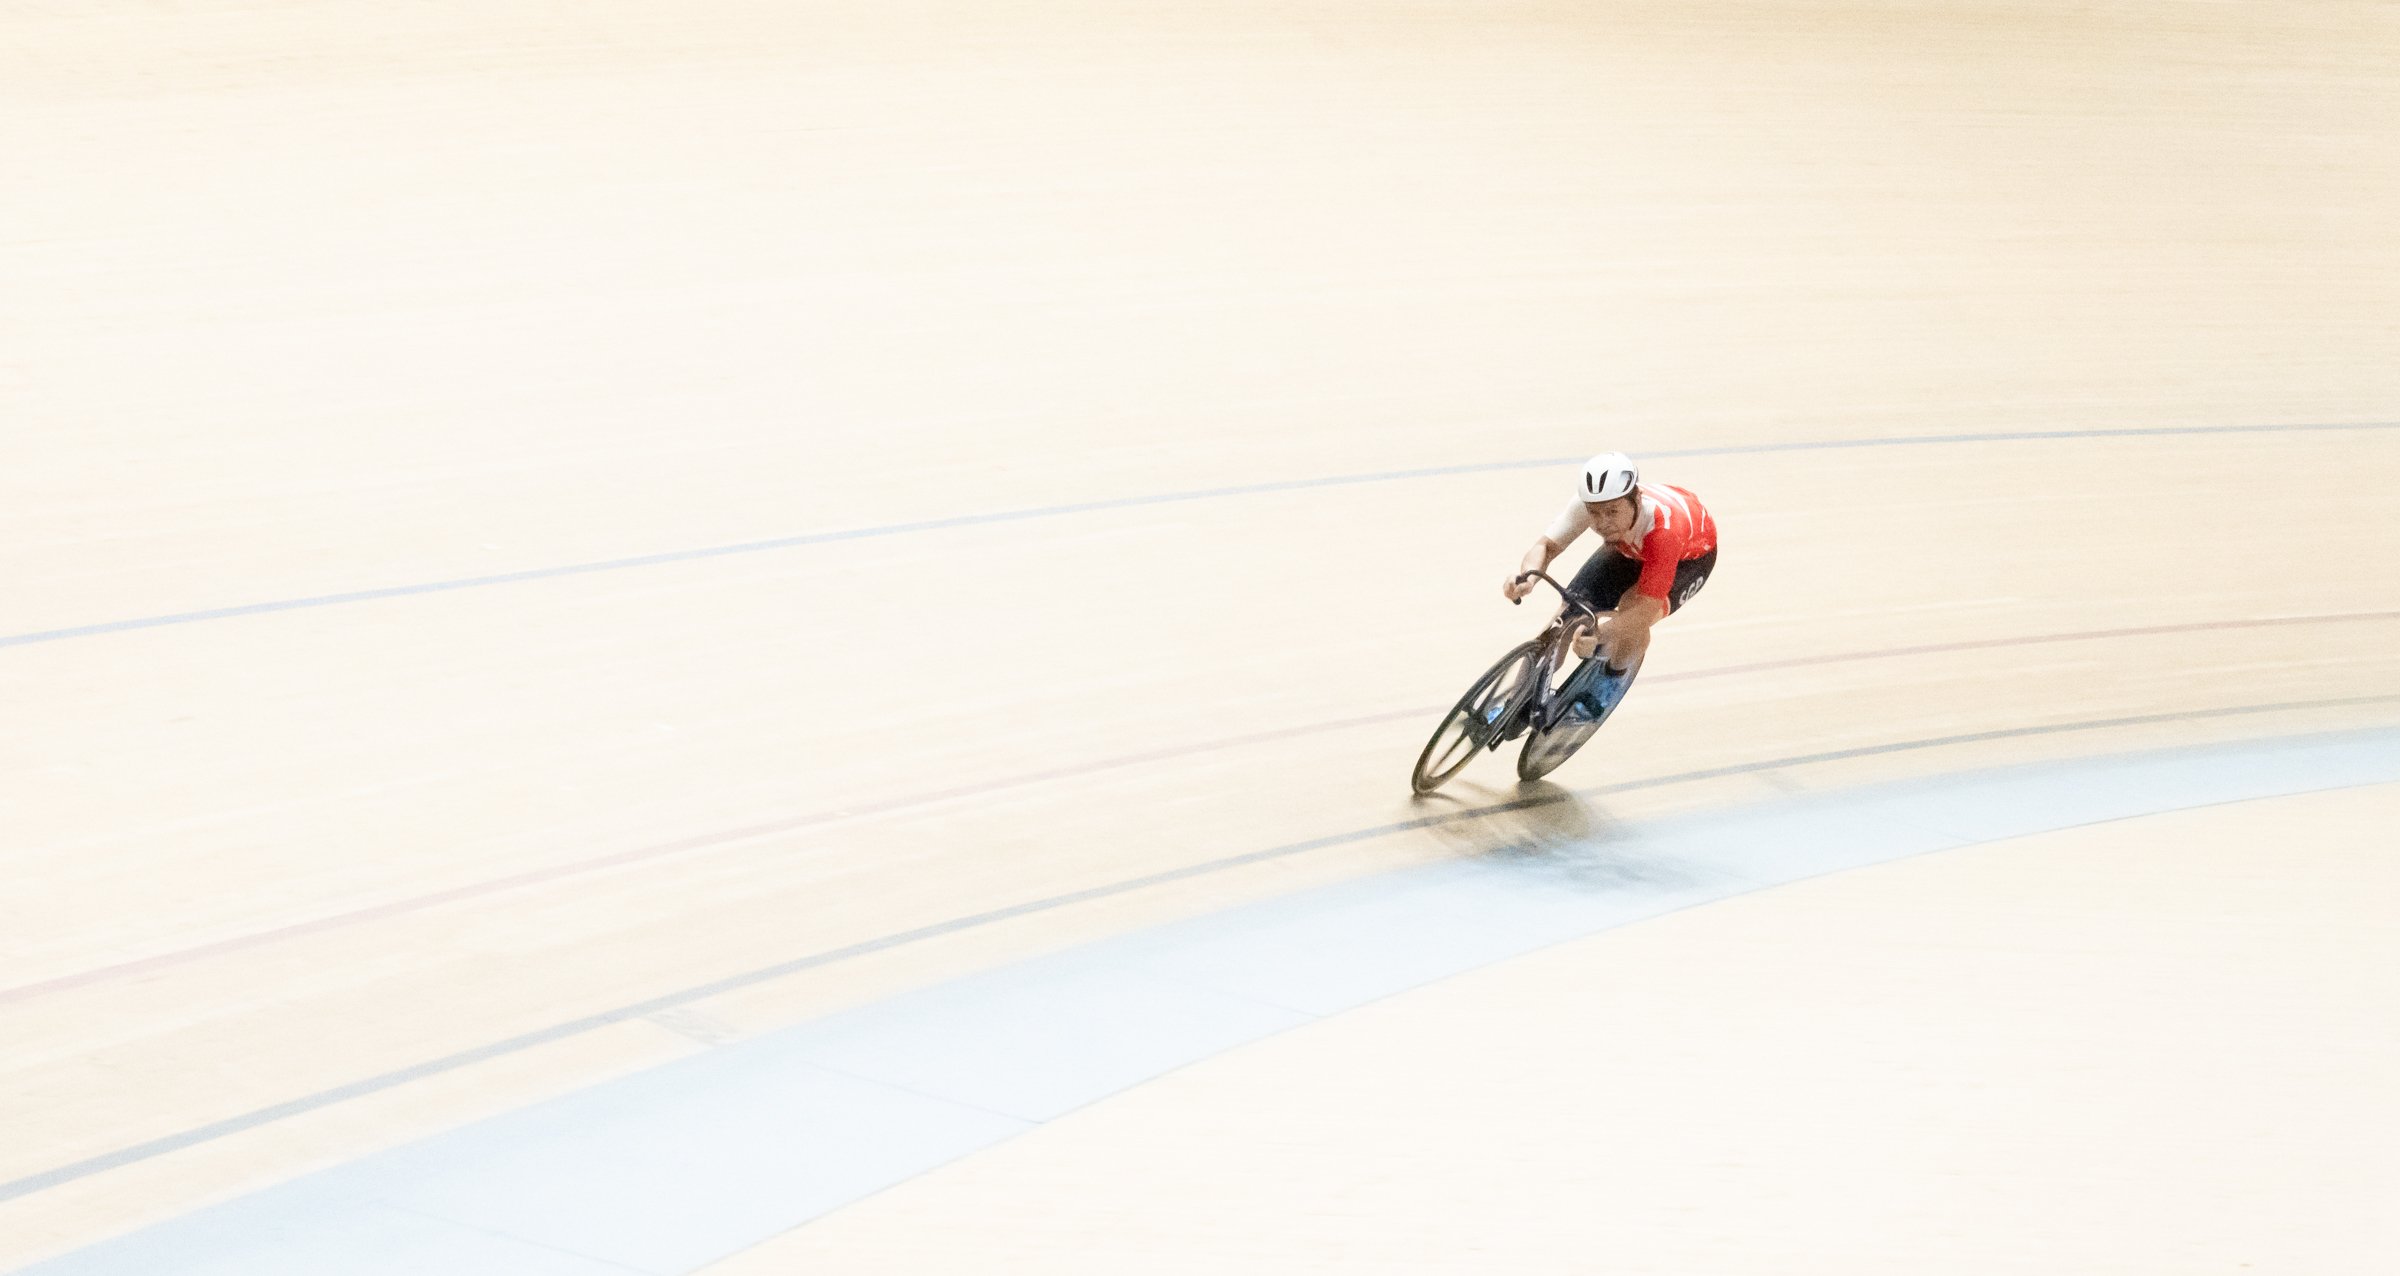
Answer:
[
  {"left": 5, "top": 610, "right": 2397, "bottom": 1014},
  {"left": 11, "top": 0, "right": 2398, "bottom": 1268},
  {"left": 16, "top": 725, "right": 2400, "bottom": 1272},
  {"left": 5, "top": 419, "right": 2391, "bottom": 652},
  {"left": 6, "top": 413, "right": 2397, "bottom": 1250},
  {"left": 3, "top": 418, "right": 2393, "bottom": 1019},
  {"left": 8, "top": 418, "right": 2399, "bottom": 1262},
  {"left": 6, "top": 689, "right": 2396, "bottom": 1207},
  {"left": 1, "top": 422, "right": 2392, "bottom": 1070}
]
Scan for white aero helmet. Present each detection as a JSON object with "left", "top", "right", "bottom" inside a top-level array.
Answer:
[{"left": 1578, "top": 451, "right": 1639, "bottom": 503}]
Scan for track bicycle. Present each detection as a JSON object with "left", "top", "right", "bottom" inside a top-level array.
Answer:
[{"left": 1409, "top": 570, "right": 1641, "bottom": 793}]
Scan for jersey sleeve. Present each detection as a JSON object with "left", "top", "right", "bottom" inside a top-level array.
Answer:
[
  {"left": 1543, "top": 500, "right": 1590, "bottom": 547},
  {"left": 1633, "top": 522, "right": 1690, "bottom": 611}
]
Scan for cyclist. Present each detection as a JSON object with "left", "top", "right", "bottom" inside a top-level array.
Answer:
[{"left": 1501, "top": 452, "right": 1717, "bottom": 693}]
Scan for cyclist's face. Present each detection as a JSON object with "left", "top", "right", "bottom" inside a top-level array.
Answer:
[{"left": 1586, "top": 496, "right": 1638, "bottom": 537}]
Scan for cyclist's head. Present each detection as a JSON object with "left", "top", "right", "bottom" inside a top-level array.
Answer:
[
  {"left": 1578, "top": 452, "right": 1638, "bottom": 505},
  {"left": 1579, "top": 453, "right": 1640, "bottom": 535}
]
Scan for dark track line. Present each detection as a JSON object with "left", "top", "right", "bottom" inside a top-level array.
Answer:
[{"left": 4, "top": 692, "right": 2396, "bottom": 1205}]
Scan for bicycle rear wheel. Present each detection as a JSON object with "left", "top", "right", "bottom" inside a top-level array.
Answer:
[
  {"left": 1411, "top": 641, "right": 1539, "bottom": 794},
  {"left": 1516, "top": 658, "right": 1639, "bottom": 782}
]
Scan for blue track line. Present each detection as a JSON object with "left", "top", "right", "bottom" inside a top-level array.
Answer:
[
  {"left": 19, "top": 721, "right": 2400, "bottom": 1274},
  {"left": 4, "top": 691, "right": 2396, "bottom": 1212},
  {"left": 6, "top": 419, "right": 2391, "bottom": 651}
]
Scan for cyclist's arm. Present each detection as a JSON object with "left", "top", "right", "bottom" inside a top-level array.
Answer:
[
  {"left": 1504, "top": 535, "right": 1570, "bottom": 600},
  {"left": 1599, "top": 523, "right": 1691, "bottom": 666},
  {"left": 1596, "top": 593, "right": 1662, "bottom": 671},
  {"left": 1505, "top": 504, "right": 1589, "bottom": 600},
  {"left": 1519, "top": 533, "right": 1566, "bottom": 575}
]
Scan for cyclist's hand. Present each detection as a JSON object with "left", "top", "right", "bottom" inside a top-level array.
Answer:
[{"left": 1502, "top": 573, "right": 1533, "bottom": 602}]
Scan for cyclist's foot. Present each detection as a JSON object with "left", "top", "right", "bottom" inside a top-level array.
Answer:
[{"left": 1577, "top": 666, "right": 1634, "bottom": 717}]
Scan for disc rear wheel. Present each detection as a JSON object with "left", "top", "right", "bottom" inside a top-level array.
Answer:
[{"left": 1516, "top": 657, "right": 1638, "bottom": 782}]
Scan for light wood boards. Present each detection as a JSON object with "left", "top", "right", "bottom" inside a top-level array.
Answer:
[
  {"left": 4, "top": 0, "right": 2396, "bottom": 1265},
  {"left": 710, "top": 783, "right": 2400, "bottom": 1274}
]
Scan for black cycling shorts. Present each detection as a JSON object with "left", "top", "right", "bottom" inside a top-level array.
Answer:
[{"left": 1566, "top": 545, "right": 1717, "bottom": 615}]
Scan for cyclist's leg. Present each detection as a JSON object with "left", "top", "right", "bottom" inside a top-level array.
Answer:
[
  {"left": 1590, "top": 548, "right": 1718, "bottom": 668},
  {"left": 1564, "top": 549, "right": 1718, "bottom": 714},
  {"left": 1561, "top": 548, "right": 1638, "bottom": 657},
  {"left": 1667, "top": 548, "right": 1718, "bottom": 614},
  {"left": 1578, "top": 548, "right": 1718, "bottom": 712},
  {"left": 1563, "top": 546, "right": 1639, "bottom": 610}
]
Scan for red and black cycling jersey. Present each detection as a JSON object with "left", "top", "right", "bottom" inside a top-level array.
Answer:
[{"left": 1544, "top": 484, "right": 1718, "bottom": 613}]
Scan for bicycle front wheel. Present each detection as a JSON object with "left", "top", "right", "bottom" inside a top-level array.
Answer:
[{"left": 1411, "top": 641, "right": 1540, "bottom": 794}]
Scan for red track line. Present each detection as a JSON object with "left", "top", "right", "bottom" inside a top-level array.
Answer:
[
  {"left": 0, "top": 708, "right": 1429, "bottom": 1009},
  {"left": 1658, "top": 608, "right": 2400, "bottom": 682},
  {"left": 5, "top": 608, "right": 2394, "bottom": 1009}
]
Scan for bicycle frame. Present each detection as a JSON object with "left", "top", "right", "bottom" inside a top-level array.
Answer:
[
  {"left": 1507, "top": 570, "right": 1610, "bottom": 736},
  {"left": 1412, "top": 571, "right": 1632, "bottom": 793}
]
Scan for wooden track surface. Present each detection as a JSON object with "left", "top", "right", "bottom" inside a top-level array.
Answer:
[
  {"left": 717, "top": 782, "right": 2400, "bottom": 1274},
  {"left": 5, "top": 0, "right": 2396, "bottom": 1267}
]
